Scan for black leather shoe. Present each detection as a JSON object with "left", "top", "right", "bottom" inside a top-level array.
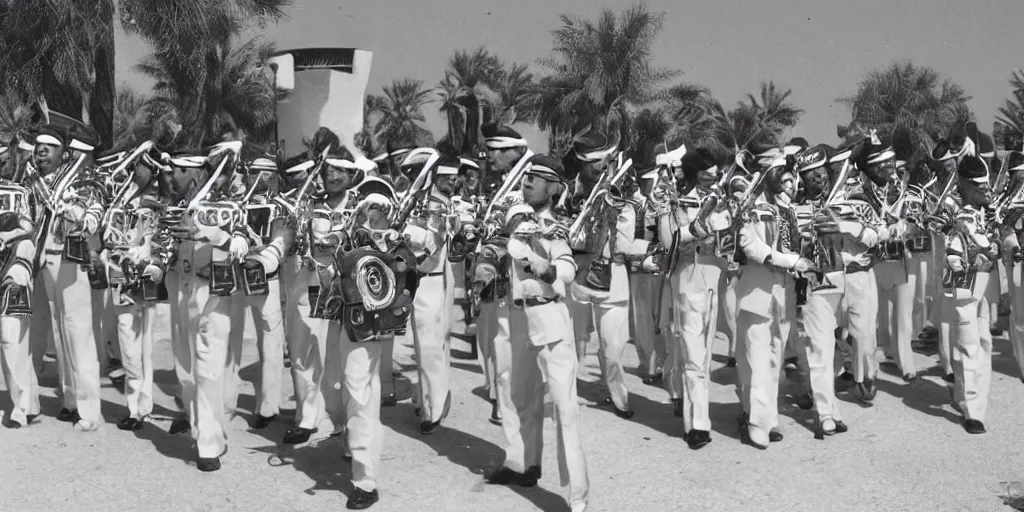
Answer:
[
  {"left": 858, "top": 378, "right": 877, "bottom": 402},
  {"left": 485, "top": 467, "right": 537, "bottom": 487},
  {"left": 685, "top": 430, "right": 711, "bottom": 450},
  {"left": 420, "top": 420, "right": 440, "bottom": 435},
  {"left": 381, "top": 393, "right": 397, "bottom": 407},
  {"left": 943, "top": 373, "right": 955, "bottom": 383},
  {"left": 2, "top": 417, "right": 22, "bottom": 429},
  {"left": 525, "top": 465, "right": 541, "bottom": 480},
  {"left": 963, "top": 419, "right": 986, "bottom": 434},
  {"left": 902, "top": 373, "right": 919, "bottom": 383},
  {"left": 642, "top": 372, "right": 663, "bottom": 385},
  {"left": 726, "top": 357, "right": 737, "bottom": 368},
  {"left": 282, "top": 427, "right": 318, "bottom": 445},
  {"left": 57, "top": 408, "right": 75, "bottom": 422},
  {"left": 197, "top": 457, "right": 221, "bottom": 472},
  {"left": 346, "top": 488, "right": 380, "bottom": 510},
  {"left": 249, "top": 414, "right": 276, "bottom": 430},
  {"left": 488, "top": 401, "right": 502, "bottom": 426},
  {"left": 169, "top": 419, "right": 191, "bottom": 436},
  {"left": 768, "top": 428, "right": 783, "bottom": 443},
  {"left": 117, "top": 417, "right": 143, "bottom": 431},
  {"left": 834, "top": 421, "right": 848, "bottom": 434},
  {"left": 26, "top": 414, "right": 38, "bottom": 424},
  {"left": 795, "top": 392, "right": 814, "bottom": 410},
  {"left": 671, "top": 398, "right": 683, "bottom": 418},
  {"left": 614, "top": 406, "right": 635, "bottom": 420}
]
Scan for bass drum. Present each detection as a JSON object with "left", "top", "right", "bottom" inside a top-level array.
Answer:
[{"left": 334, "top": 241, "right": 420, "bottom": 343}]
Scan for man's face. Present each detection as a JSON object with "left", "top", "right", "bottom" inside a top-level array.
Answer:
[
  {"left": 33, "top": 142, "right": 65, "bottom": 175},
  {"left": 800, "top": 167, "right": 829, "bottom": 198},
  {"left": 578, "top": 157, "right": 611, "bottom": 183},
  {"left": 777, "top": 171, "right": 796, "bottom": 200},
  {"left": 960, "top": 179, "right": 991, "bottom": 208},
  {"left": 323, "top": 166, "right": 355, "bottom": 196},
  {"left": 463, "top": 169, "right": 480, "bottom": 193},
  {"left": 486, "top": 148, "right": 520, "bottom": 174},
  {"left": 696, "top": 167, "right": 719, "bottom": 189},
  {"left": 521, "top": 173, "right": 558, "bottom": 208},
  {"left": 435, "top": 174, "right": 459, "bottom": 196}
]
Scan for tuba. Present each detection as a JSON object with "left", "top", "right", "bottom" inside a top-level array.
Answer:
[{"left": 328, "top": 176, "right": 419, "bottom": 340}]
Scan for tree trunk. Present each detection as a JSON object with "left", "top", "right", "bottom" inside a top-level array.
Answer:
[{"left": 90, "top": 39, "right": 115, "bottom": 150}]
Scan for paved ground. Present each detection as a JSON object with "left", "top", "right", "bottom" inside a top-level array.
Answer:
[{"left": 3, "top": 301, "right": 1024, "bottom": 512}]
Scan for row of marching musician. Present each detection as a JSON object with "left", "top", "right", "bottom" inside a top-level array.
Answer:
[
  {"left": 0, "top": 118, "right": 506, "bottom": 510},
  {"left": 467, "top": 119, "right": 1024, "bottom": 502}
]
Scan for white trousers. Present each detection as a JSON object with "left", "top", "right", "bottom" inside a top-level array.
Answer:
[
  {"left": 877, "top": 260, "right": 916, "bottom": 375},
  {"left": 322, "top": 327, "right": 384, "bottom": 492},
  {"left": 409, "top": 270, "right": 454, "bottom": 423},
  {"left": 950, "top": 274, "right": 994, "bottom": 422},
  {"left": 1, "top": 314, "right": 39, "bottom": 426},
  {"left": 629, "top": 273, "right": 667, "bottom": 376},
  {"left": 42, "top": 256, "right": 101, "bottom": 424},
  {"left": 114, "top": 302, "right": 156, "bottom": 420},
  {"left": 228, "top": 277, "right": 285, "bottom": 418},
  {"left": 175, "top": 272, "right": 235, "bottom": 458},
  {"left": 286, "top": 266, "right": 338, "bottom": 430},
  {"left": 1007, "top": 262, "right": 1024, "bottom": 379},
  {"left": 507, "top": 302, "right": 589, "bottom": 508}
]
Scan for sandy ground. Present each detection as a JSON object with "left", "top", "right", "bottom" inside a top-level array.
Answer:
[{"left": 3, "top": 300, "right": 1024, "bottom": 512}]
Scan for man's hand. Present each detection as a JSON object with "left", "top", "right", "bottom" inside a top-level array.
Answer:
[
  {"left": 793, "top": 257, "right": 817, "bottom": 274},
  {"left": 524, "top": 254, "right": 551, "bottom": 277},
  {"left": 706, "top": 210, "right": 731, "bottom": 232},
  {"left": 81, "top": 214, "right": 99, "bottom": 234},
  {"left": 947, "top": 255, "right": 965, "bottom": 273}
]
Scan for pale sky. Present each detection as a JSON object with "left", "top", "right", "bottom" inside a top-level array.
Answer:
[{"left": 114, "top": 0, "right": 1024, "bottom": 153}]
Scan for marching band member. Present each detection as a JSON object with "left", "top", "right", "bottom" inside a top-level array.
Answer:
[
  {"left": 281, "top": 139, "right": 352, "bottom": 445},
  {"left": 1001, "top": 151, "right": 1024, "bottom": 383},
  {"left": 627, "top": 156, "right": 667, "bottom": 385},
  {"left": 734, "top": 154, "right": 812, "bottom": 449},
  {"left": 323, "top": 174, "right": 399, "bottom": 510},
  {"left": 876, "top": 154, "right": 921, "bottom": 382},
  {"left": 28, "top": 122, "right": 105, "bottom": 431},
  {"left": 485, "top": 154, "right": 589, "bottom": 512},
  {"left": 657, "top": 147, "right": 728, "bottom": 448},
  {"left": 792, "top": 143, "right": 846, "bottom": 431},
  {"left": 475, "top": 123, "right": 531, "bottom": 430},
  {"left": 162, "top": 151, "right": 204, "bottom": 437},
  {"left": 166, "top": 142, "right": 250, "bottom": 470},
  {"left": 0, "top": 180, "right": 40, "bottom": 428},
  {"left": 403, "top": 146, "right": 462, "bottom": 434},
  {"left": 105, "top": 152, "right": 168, "bottom": 431},
  {"left": 932, "top": 126, "right": 997, "bottom": 434},
  {"left": 568, "top": 129, "right": 647, "bottom": 416},
  {"left": 231, "top": 155, "right": 287, "bottom": 430}
]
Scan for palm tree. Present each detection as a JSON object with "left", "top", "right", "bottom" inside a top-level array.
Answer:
[
  {"left": 120, "top": 0, "right": 288, "bottom": 149},
  {"left": 0, "top": 0, "right": 116, "bottom": 144},
  {"left": 838, "top": 60, "right": 972, "bottom": 157},
  {"left": 368, "top": 78, "right": 435, "bottom": 149},
  {"left": 535, "top": 4, "right": 680, "bottom": 155},
  {"left": 997, "top": 70, "right": 1024, "bottom": 151},
  {"left": 436, "top": 47, "right": 539, "bottom": 154},
  {"left": 709, "top": 81, "right": 804, "bottom": 159}
]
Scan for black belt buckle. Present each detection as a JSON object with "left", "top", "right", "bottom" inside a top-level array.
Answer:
[
  {"left": 210, "top": 260, "right": 237, "bottom": 296},
  {"left": 241, "top": 263, "right": 269, "bottom": 296},
  {"left": 63, "top": 234, "right": 91, "bottom": 264},
  {"left": 87, "top": 262, "right": 108, "bottom": 289},
  {"left": 136, "top": 274, "right": 162, "bottom": 302},
  {"left": 0, "top": 283, "right": 31, "bottom": 317}
]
